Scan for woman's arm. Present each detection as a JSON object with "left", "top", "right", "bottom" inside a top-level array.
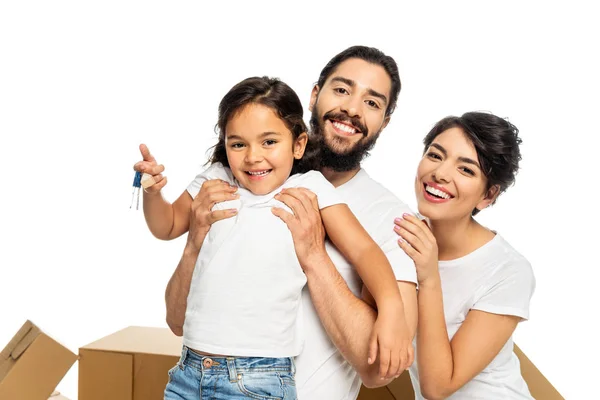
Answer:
[
  {"left": 395, "top": 214, "right": 522, "bottom": 399},
  {"left": 416, "top": 276, "right": 520, "bottom": 399}
]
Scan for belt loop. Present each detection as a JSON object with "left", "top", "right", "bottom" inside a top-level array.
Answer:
[
  {"left": 179, "top": 346, "right": 188, "bottom": 370},
  {"left": 226, "top": 357, "right": 238, "bottom": 382},
  {"left": 290, "top": 357, "right": 296, "bottom": 375}
]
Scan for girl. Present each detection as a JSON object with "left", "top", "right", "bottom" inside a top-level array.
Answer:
[
  {"left": 394, "top": 112, "right": 535, "bottom": 399},
  {"left": 135, "top": 76, "right": 411, "bottom": 399}
]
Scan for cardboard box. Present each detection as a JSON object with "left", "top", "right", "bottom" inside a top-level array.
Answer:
[
  {"left": 357, "top": 344, "right": 564, "bottom": 400},
  {"left": 0, "top": 320, "right": 77, "bottom": 400},
  {"left": 78, "top": 326, "right": 183, "bottom": 400}
]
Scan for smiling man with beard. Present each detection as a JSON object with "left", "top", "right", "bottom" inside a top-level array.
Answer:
[{"left": 271, "top": 46, "right": 419, "bottom": 399}]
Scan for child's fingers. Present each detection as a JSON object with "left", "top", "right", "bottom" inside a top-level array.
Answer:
[
  {"left": 406, "top": 344, "right": 415, "bottom": 370},
  {"left": 388, "top": 350, "right": 401, "bottom": 378},
  {"left": 367, "top": 335, "right": 378, "bottom": 365},
  {"left": 379, "top": 347, "right": 391, "bottom": 378}
]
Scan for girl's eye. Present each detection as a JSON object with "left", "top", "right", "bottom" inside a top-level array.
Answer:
[
  {"left": 264, "top": 139, "right": 277, "bottom": 146},
  {"left": 426, "top": 152, "right": 442, "bottom": 160},
  {"left": 366, "top": 100, "right": 380, "bottom": 109},
  {"left": 230, "top": 143, "right": 244, "bottom": 149},
  {"left": 334, "top": 87, "right": 349, "bottom": 95}
]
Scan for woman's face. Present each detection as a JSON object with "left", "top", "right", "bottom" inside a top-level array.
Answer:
[{"left": 415, "top": 127, "right": 497, "bottom": 222}]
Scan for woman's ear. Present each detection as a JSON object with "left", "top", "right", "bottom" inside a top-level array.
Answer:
[
  {"left": 293, "top": 132, "right": 308, "bottom": 159},
  {"left": 475, "top": 184, "right": 501, "bottom": 212}
]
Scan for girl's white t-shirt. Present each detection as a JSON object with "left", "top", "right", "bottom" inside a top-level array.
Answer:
[
  {"left": 182, "top": 163, "right": 344, "bottom": 357},
  {"left": 409, "top": 234, "right": 536, "bottom": 399}
]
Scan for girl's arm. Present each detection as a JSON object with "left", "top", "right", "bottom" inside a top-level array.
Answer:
[
  {"left": 395, "top": 214, "right": 524, "bottom": 399},
  {"left": 133, "top": 143, "right": 193, "bottom": 240},
  {"left": 320, "top": 203, "right": 413, "bottom": 377}
]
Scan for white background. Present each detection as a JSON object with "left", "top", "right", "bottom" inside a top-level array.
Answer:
[{"left": 1, "top": 1, "right": 598, "bottom": 399}]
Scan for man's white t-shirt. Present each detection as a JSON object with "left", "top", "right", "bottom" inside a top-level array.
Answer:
[
  {"left": 408, "top": 234, "right": 536, "bottom": 400},
  {"left": 182, "top": 163, "right": 343, "bottom": 357},
  {"left": 295, "top": 169, "right": 418, "bottom": 400}
]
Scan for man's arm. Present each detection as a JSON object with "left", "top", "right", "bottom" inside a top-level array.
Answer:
[
  {"left": 165, "top": 243, "right": 200, "bottom": 336},
  {"left": 272, "top": 188, "right": 418, "bottom": 387},
  {"left": 304, "top": 252, "right": 417, "bottom": 388}
]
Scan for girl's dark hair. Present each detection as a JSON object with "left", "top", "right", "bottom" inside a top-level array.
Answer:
[
  {"left": 423, "top": 112, "right": 523, "bottom": 215},
  {"left": 316, "top": 45, "right": 401, "bottom": 117},
  {"left": 208, "top": 76, "right": 319, "bottom": 174}
]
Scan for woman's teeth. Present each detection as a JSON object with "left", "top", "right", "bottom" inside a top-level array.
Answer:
[{"left": 426, "top": 185, "right": 451, "bottom": 199}]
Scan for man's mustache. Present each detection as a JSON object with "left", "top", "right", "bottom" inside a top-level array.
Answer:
[{"left": 322, "top": 111, "right": 368, "bottom": 137}]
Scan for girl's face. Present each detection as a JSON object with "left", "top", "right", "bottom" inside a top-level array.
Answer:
[
  {"left": 225, "top": 103, "right": 307, "bottom": 195},
  {"left": 415, "top": 127, "right": 498, "bottom": 222}
]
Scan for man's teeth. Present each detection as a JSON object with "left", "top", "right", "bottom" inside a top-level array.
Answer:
[
  {"left": 426, "top": 185, "right": 451, "bottom": 199},
  {"left": 247, "top": 170, "right": 270, "bottom": 176},
  {"left": 332, "top": 121, "right": 357, "bottom": 134}
]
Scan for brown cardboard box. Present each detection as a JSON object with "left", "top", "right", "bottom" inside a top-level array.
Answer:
[
  {"left": 357, "top": 344, "right": 564, "bottom": 400},
  {"left": 78, "top": 326, "right": 183, "bottom": 400},
  {"left": 0, "top": 320, "right": 77, "bottom": 400}
]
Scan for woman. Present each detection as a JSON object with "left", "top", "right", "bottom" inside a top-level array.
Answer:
[{"left": 395, "top": 112, "right": 535, "bottom": 399}]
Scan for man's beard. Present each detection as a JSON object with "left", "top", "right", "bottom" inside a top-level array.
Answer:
[{"left": 309, "top": 106, "right": 381, "bottom": 172}]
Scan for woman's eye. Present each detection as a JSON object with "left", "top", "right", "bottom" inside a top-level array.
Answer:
[
  {"left": 461, "top": 167, "right": 475, "bottom": 176},
  {"left": 426, "top": 152, "right": 442, "bottom": 160}
]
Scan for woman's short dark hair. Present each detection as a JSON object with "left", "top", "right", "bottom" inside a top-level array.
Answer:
[
  {"left": 208, "top": 76, "right": 319, "bottom": 174},
  {"left": 423, "top": 111, "right": 523, "bottom": 215}
]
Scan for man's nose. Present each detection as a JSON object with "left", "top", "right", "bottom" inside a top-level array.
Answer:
[{"left": 340, "top": 95, "right": 362, "bottom": 118}]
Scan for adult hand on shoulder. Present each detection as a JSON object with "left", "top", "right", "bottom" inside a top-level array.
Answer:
[
  {"left": 187, "top": 179, "right": 239, "bottom": 251},
  {"left": 394, "top": 213, "right": 439, "bottom": 285},
  {"left": 272, "top": 187, "right": 326, "bottom": 270},
  {"left": 133, "top": 144, "right": 167, "bottom": 194}
]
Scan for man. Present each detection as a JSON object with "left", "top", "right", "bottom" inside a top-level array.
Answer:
[{"left": 163, "top": 46, "right": 418, "bottom": 399}]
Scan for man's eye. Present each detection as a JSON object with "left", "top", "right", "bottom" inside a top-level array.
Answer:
[
  {"left": 334, "top": 88, "right": 348, "bottom": 95},
  {"left": 366, "top": 100, "right": 380, "bottom": 109}
]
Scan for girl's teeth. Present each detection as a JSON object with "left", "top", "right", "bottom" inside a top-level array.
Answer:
[
  {"left": 248, "top": 170, "right": 269, "bottom": 176},
  {"left": 426, "top": 185, "right": 451, "bottom": 199}
]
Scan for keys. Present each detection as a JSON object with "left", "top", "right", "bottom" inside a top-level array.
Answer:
[{"left": 130, "top": 171, "right": 142, "bottom": 210}]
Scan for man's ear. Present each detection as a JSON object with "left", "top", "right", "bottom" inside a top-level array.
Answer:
[
  {"left": 475, "top": 184, "right": 501, "bottom": 212},
  {"left": 382, "top": 115, "right": 391, "bottom": 131},
  {"left": 309, "top": 85, "right": 320, "bottom": 112}
]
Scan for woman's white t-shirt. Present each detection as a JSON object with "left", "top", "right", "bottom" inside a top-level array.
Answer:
[
  {"left": 182, "top": 163, "right": 344, "bottom": 357},
  {"left": 409, "top": 234, "right": 536, "bottom": 399}
]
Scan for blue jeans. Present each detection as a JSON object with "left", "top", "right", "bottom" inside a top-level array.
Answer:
[{"left": 164, "top": 346, "right": 297, "bottom": 400}]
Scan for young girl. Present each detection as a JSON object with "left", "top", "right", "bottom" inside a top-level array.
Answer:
[
  {"left": 394, "top": 112, "right": 535, "bottom": 399},
  {"left": 135, "top": 76, "right": 412, "bottom": 399}
]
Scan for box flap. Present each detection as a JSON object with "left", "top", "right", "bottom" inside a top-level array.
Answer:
[
  {"left": 0, "top": 320, "right": 41, "bottom": 361},
  {"left": 0, "top": 332, "right": 77, "bottom": 400},
  {"left": 515, "top": 345, "right": 564, "bottom": 400},
  {"left": 81, "top": 326, "right": 182, "bottom": 356}
]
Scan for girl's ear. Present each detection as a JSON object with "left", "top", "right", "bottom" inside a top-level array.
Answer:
[
  {"left": 294, "top": 132, "right": 308, "bottom": 159},
  {"left": 475, "top": 184, "right": 500, "bottom": 212}
]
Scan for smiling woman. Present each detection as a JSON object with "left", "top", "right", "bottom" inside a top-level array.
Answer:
[{"left": 394, "top": 112, "right": 536, "bottom": 400}]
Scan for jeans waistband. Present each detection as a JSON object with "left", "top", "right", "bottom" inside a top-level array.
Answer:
[{"left": 179, "top": 346, "right": 295, "bottom": 376}]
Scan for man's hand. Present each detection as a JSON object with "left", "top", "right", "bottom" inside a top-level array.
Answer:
[
  {"left": 272, "top": 187, "right": 327, "bottom": 270},
  {"left": 187, "top": 179, "right": 239, "bottom": 251},
  {"left": 133, "top": 144, "right": 167, "bottom": 194}
]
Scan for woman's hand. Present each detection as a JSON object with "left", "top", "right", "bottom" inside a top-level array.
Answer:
[{"left": 394, "top": 213, "right": 439, "bottom": 286}]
